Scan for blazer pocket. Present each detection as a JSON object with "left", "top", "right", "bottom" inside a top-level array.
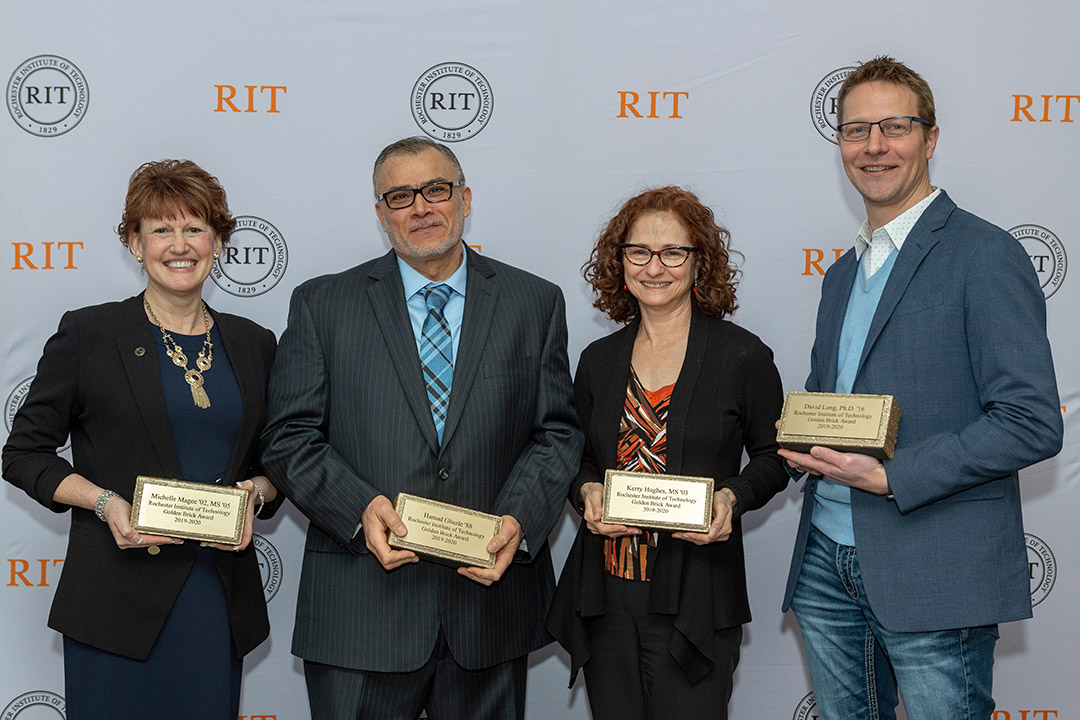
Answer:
[
  {"left": 890, "top": 291, "right": 944, "bottom": 319},
  {"left": 935, "top": 477, "right": 1007, "bottom": 504},
  {"left": 304, "top": 526, "right": 363, "bottom": 554}
]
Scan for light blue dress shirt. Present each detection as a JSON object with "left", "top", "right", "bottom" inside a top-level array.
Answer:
[
  {"left": 396, "top": 249, "right": 467, "bottom": 362},
  {"left": 810, "top": 189, "right": 942, "bottom": 546}
]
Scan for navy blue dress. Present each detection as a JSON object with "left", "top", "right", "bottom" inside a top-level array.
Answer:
[{"left": 64, "top": 322, "right": 245, "bottom": 720}]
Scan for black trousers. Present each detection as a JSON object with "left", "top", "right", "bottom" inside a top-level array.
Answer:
[
  {"left": 304, "top": 627, "right": 527, "bottom": 720},
  {"left": 582, "top": 572, "right": 742, "bottom": 720}
]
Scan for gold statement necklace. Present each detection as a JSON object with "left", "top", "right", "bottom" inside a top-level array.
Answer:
[{"left": 144, "top": 296, "right": 214, "bottom": 409}]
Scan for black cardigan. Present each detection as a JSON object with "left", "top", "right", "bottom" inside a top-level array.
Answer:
[
  {"left": 2, "top": 293, "right": 279, "bottom": 660},
  {"left": 546, "top": 308, "right": 788, "bottom": 684}
]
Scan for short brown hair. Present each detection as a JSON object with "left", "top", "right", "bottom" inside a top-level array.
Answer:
[
  {"left": 583, "top": 186, "right": 740, "bottom": 324},
  {"left": 837, "top": 56, "right": 936, "bottom": 132},
  {"left": 372, "top": 136, "right": 465, "bottom": 195},
  {"left": 116, "top": 160, "right": 236, "bottom": 247}
]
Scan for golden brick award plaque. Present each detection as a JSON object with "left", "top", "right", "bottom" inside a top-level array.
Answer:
[
  {"left": 777, "top": 392, "right": 901, "bottom": 459},
  {"left": 388, "top": 493, "right": 503, "bottom": 568},
  {"left": 601, "top": 469, "right": 714, "bottom": 532},
  {"left": 131, "top": 476, "right": 248, "bottom": 544}
]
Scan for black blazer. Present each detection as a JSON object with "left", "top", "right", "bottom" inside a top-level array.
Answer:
[
  {"left": 2, "top": 293, "right": 277, "bottom": 660},
  {"left": 260, "top": 247, "right": 582, "bottom": 672},
  {"left": 547, "top": 308, "right": 788, "bottom": 684}
]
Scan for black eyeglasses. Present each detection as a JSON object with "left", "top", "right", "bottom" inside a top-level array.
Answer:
[
  {"left": 378, "top": 181, "right": 465, "bottom": 210},
  {"left": 837, "top": 116, "right": 931, "bottom": 142},
  {"left": 620, "top": 244, "right": 698, "bottom": 268}
]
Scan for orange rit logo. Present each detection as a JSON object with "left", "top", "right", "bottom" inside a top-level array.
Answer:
[
  {"left": 801, "top": 248, "right": 847, "bottom": 276},
  {"left": 7, "top": 558, "right": 64, "bottom": 587},
  {"left": 214, "top": 85, "right": 287, "bottom": 113},
  {"left": 1011, "top": 94, "right": 1080, "bottom": 122},
  {"left": 617, "top": 91, "right": 689, "bottom": 118},
  {"left": 11, "top": 241, "right": 83, "bottom": 269}
]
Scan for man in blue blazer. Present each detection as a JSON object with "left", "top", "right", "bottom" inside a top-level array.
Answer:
[
  {"left": 780, "top": 57, "right": 1062, "bottom": 719},
  {"left": 260, "top": 137, "right": 581, "bottom": 719}
]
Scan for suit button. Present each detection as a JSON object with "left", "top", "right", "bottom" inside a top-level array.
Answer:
[{"left": 438, "top": 468, "right": 450, "bottom": 481}]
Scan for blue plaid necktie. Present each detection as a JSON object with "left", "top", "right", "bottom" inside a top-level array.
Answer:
[{"left": 420, "top": 284, "right": 454, "bottom": 444}]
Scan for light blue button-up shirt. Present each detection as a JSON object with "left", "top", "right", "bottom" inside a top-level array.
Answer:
[{"left": 396, "top": 248, "right": 467, "bottom": 362}]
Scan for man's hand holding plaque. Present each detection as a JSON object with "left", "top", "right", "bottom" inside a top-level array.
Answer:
[
  {"left": 776, "top": 392, "right": 899, "bottom": 496},
  {"left": 363, "top": 495, "right": 420, "bottom": 570},
  {"left": 779, "top": 444, "right": 891, "bottom": 496},
  {"left": 458, "top": 514, "right": 521, "bottom": 587},
  {"left": 776, "top": 392, "right": 900, "bottom": 459},
  {"left": 384, "top": 494, "right": 507, "bottom": 583}
]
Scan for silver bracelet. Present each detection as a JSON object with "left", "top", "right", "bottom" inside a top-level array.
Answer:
[
  {"left": 94, "top": 489, "right": 119, "bottom": 522},
  {"left": 253, "top": 484, "right": 265, "bottom": 519}
]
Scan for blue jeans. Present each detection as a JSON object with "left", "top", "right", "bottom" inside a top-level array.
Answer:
[{"left": 790, "top": 527, "right": 999, "bottom": 720}]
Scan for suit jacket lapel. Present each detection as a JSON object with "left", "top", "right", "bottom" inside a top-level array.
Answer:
[
  {"left": 117, "top": 294, "right": 183, "bottom": 478},
  {"left": 367, "top": 251, "right": 441, "bottom": 453},
  {"left": 440, "top": 247, "right": 496, "bottom": 452},
  {"left": 857, "top": 192, "right": 953, "bottom": 376}
]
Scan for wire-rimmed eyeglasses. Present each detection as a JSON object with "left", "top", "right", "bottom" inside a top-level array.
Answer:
[
  {"left": 836, "top": 116, "right": 931, "bottom": 143},
  {"left": 378, "top": 181, "right": 465, "bottom": 210}
]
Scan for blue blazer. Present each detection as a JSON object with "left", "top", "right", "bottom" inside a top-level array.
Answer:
[
  {"left": 260, "top": 246, "right": 582, "bottom": 672},
  {"left": 782, "top": 192, "right": 1063, "bottom": 632}
]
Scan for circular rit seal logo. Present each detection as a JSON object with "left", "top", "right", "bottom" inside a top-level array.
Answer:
[
  {"left": 411, "top": 62, "right": 493, "bottom": 143},
  {"left": 810, "top": 67, "right": 855, "bottom": 144},
  {"left": 7, "top": 55, "right": 89, "bottom": 137},
  {"left": 1009, "top": 224, "right": 1067, "bottom": 299},
  {"left": 254, "top": 533, "right": 283, "bottom": 603},
  {"left": 793, "top": 691, "right": 818, "bottom": 720},
  {"left": 210, "top": 216, "right": 288, "bottom": 297},
  {"left": 1026, "top": 533, "right": 1056, "bottom": 607},
  {"left": 2, "top": 691, "right": 65, "bottom": 720}
]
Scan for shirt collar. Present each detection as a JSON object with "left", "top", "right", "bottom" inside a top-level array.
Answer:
[
  {"left": 854, "top": 187, "right": 942, "bottom": 260},
  {"left": 395, "top": 243, "right": 468, "bottom": 300}
]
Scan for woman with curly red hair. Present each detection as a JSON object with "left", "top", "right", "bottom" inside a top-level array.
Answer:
[{"left": 548, "top": 186, "right": 788, "bottom": 719}]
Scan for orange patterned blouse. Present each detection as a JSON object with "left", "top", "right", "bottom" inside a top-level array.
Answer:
[{"left": 603, "top": 366, "right": 673, "bottom": 582}]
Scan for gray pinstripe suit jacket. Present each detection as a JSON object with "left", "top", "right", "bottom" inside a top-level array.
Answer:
[{"left": 260, "top": 246, "right": 582, "bottom": 672}]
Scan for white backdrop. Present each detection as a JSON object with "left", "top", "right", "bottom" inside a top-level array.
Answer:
[{"left": 2, "top": 1, "right": 1075, "bottom": 718}]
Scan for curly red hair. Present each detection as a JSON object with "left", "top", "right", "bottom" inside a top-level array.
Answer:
[{"left": 583, "top": 186, "right": 740, "bottom": 323}]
